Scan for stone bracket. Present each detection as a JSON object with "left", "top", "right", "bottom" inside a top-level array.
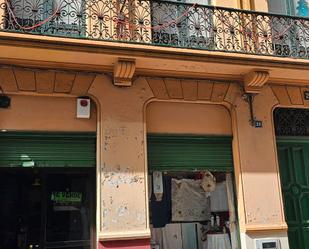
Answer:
[
  {"left": 243, "top": 70, "right": 270, "bottom": 93},
  {"left": 113, "top": 58, "right": 136, "bottom": 87}
]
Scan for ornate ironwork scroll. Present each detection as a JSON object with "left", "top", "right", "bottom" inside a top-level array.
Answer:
[
  {"left": 1, "top": 0, "right": 309, "bottom": 59},
  {"left": 0, "top": 0, "right": 152, "bottom": 41},
  {"left": 274, "top": 108, "right": 309, "bottom": 136}
]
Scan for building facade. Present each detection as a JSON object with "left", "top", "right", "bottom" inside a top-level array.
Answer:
[{"left": 0, "top": 0, "right": 309, "bottom": 249}]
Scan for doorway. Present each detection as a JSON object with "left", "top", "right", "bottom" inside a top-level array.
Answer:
[
  {"left": 0, "top": 168, "right": 95, "bottom": 249},
  {"left": 147, "top": 134, "right": 239, "bottom": 249},
  {"left": 274, "top": 108, "right": 309, "bottom": 249},
  {"left": 0, "top": 132, "right": 96, "bottom": 249}
]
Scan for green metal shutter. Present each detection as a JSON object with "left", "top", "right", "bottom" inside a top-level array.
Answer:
[
  {"left": 0, "top": 132, "right": 96, "bottom": 167},
  {"left": 147, "top": 134, "right": 233, "bottom": 172}
]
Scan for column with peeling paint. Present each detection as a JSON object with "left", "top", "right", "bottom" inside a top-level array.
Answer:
[{"left": 88, "top": 75, "right": 154, "bottom": 243}]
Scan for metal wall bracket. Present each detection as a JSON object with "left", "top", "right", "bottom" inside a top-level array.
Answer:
[{"left": 243, "top": 93, "right": 262, "bottom": 128}]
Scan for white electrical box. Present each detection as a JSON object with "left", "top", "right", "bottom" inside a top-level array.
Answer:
[
  {"left": 256, "top": 239, "right": 281, "bottom": 249},
  {"left": 76, "top": 98, "right": 91, "bottom": 119}
]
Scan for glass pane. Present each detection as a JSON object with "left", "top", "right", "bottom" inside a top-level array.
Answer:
[
  {"left": 46, "top": 173, "right": 91, "bottom": 243},
  {"left": 6, "top": 0, "right": 86, "bottom": 36},
  {"left": 294, "top": 0, "right": 309, "bottom": 16},
  {"left": 151, "top": 1, "right": 214, "bottom": 49},
  {"left": 44, "top": 0, "right": 86, "bottom": 37},
  {"left": 185, "top": 0, "right": 212, "bottom": 4},
  {"left": 6, "top": 0, "right": 45, "bottom": 31},
  {"left": 268, "top": 0, "right": 309, "bottom": 16},
  {"left": 51, "top": 0, "right": 84, "bottom": 25},
  {"left": 0, "top": 169, "right": 42, "bottom": 249},
  {"left": 267, "top": 0, "right": 288, "bottom": 14}
]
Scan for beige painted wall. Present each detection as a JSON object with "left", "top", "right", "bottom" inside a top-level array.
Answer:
[
  {"left": 0, "top": 95, "right": 97, "bottom": 131},
  {"left": 252, "top": 0, "right": 269, "bottom": 12},
  {"left": 232, "top": 85, "right": 286, "bottom": 231},
  {"left": 215, "top": 0, "right": 239, "bottom": 8},
  {"left": 86, "top": 76, "right": 287, "bottom": 243},
  {"left": 146, "top": 101, "right": 232, "bottom": 135},
  {"left": 88, "top": 75, "right": 154, "bottom": 240},
  {"left": 0, "top": 74, "right": 289, "bottom": 247}
]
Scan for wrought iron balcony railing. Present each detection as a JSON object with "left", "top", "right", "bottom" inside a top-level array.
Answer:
[{"left": 1, "top": 0, "right": 309, "bottom": 59}]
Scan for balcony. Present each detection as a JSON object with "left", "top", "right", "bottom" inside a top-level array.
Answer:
[{"left": 1, "top": 0, "right": 309, "bottom": 59}]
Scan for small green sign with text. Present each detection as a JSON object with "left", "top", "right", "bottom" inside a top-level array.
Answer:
[{"left": 51, "top": 191, "right": 82, "bottom": 203}]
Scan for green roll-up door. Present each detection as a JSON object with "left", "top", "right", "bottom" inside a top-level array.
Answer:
[
  {"left": 147, "top": 134, "right": 233, "bottom": 172},
  {"left": 0, "top": 132, "right": 96, "bottom": 167}
]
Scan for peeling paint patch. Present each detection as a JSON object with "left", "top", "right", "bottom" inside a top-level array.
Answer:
[
  {"left": 103, "top": 208, "right": 109, "bottom": 217},
  {"left": 136, "top": 212, "right": 145, "bottom": 225},
  {"left": 104, "top": 127, "right": 128, "bottom": 137},
  {"left": 102, "top": 222, "right": 108, "bottom": 230},
  {"left": 102, "top": 172, "right": 144, "bottom": 188},
  {"left": 117, "top": 206, "right": 129, "bottom": 217}
]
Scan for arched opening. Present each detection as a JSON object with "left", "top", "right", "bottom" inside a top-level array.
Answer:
[
  {"left": 274, "top": 107, "right": 309, "bottom": 249},
  {"left": 146, "top": 101, "right": 239, "bottom": 249},
  {"left": 0, "top": 94, "right": 97, "bottom": 249}
]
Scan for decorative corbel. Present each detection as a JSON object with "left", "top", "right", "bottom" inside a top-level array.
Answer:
[
  {"left": 113, "top": 58, "right": 136, "bottom": 87},
  {"left": 243, "top": 70, "right": 270, "bottom": 93}
]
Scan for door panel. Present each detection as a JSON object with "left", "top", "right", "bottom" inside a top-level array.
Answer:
[
  {"left": 277, "top": 141, "right": 309, "bottom": 249},
  {"left": 287, "top": 227, "right": 301, "bottom": 249},
  {"left": 304, "top": 227, "right": 309, "bottom": 247},
  {"left": 0, "top": 169, "right": 94, "bottom": 249},
  {"left": 0, "top": 169, "right": 42, "bottom": 249},
  {"left": 45, "top": 173, "right": 92, "bottom": 249}
]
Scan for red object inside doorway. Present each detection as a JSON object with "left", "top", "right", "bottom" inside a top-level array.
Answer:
[{"left": 100, "top": 239, "right": 150, "bottom": 249}]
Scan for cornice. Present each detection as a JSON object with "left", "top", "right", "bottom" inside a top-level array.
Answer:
[
  {"left": 2, "top": 32, "right": 309, "bottom": 70},
  {"left": 2, "top": 33, "right": 309, "bottom": 87}
]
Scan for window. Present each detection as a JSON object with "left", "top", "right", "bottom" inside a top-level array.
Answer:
[
  {"left": 152, "top": 0, "right": 214, "bottom": 48},
  {"left": 5, "top": 0, "right": 86, "bottom": 36},
  {"left": 268, "top": 0, "right": 309, "bottom": 16},
  {"left": 294, "top": 0, "right": 309, "bottom": 16},
  {"left": 267, "top": 0, "right": 309, "bottom": 57},
  {"left": 267, "top": 0, "right": 288, "bottom": 14}
]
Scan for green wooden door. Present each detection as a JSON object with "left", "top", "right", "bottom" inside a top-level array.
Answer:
[{"left": 277, "top": 138, "right": 309, "bottom": 249}]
